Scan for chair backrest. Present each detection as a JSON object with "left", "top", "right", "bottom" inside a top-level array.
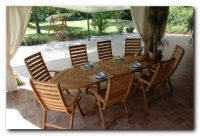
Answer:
[
  {"left": 30, "top": 79, "right": 69, "bottom": 113},
  {"left": 69, "top": 44, "right": 88, "bottom": 67},
  {"left": 125, "top": 38, "right": 141, "bottom": 55},
  {"left": 170, "top": 45, "right": 185, "bottom": 75},
  {"left": 97, "top": 40, "right": 113, "bottom": 60},
  {"left": 104, "top": 72, "right": 134, "bottom": 108},
  {"left": 24, "top": 52, "right": 51, "bottom": 81},
  {"left": 150, "top": 58, "right": 175, "bottom": 86}
]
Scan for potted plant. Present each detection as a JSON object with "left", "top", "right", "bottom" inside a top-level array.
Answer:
[
  {"left": 126, "top": 26, "right": 135, "bottom": 33},
  {"left": 156, "top": 39, "right": 169, "bottom": 61}
]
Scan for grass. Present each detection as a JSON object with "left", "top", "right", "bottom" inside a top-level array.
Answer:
[{"left": 23, "top": 19, "right": 133, "bottom": 44}]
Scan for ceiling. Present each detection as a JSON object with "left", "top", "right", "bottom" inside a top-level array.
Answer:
[{"left": 56, "top": 6, "right": 130, "bottom": 13}]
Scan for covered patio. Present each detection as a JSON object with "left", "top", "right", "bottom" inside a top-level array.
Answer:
[{"left": 6, "top": 6, "right": 194, "bottom": 130}]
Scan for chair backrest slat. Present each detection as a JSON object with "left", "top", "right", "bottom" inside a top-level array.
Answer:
[
  {"left": 150, "top": 58, "right": 175, "bottom": 86},
  {"left": 170, "top": 45, "right": 185, "bottom": 75},
  {"left": 104, "top": 72, "right": 134, "bottom": 107},
  {"left": 30, "top": 80, "right": 68, "bottom": 112},
  {"left": 69, "top": 44, "right": 88, "bottom": 67},
  {"left": 24, "top": 52, "right": 51, "bottom": 81},
  {"left": 125, "top": 38, "right": 141, "bottom": 55},
  {"left": 97, "top": 40, "right": 113, "bottom": 60}
]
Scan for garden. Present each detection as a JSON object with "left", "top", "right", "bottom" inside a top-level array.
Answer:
[{"left": 22, "top": 6, "right": 193, "bottom": 46}]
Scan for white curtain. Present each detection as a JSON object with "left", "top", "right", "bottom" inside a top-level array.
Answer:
[
  {"left": 6, "top": 6, "right": 32, "bottom": 91},
  {"left": 130, "top": 6, "right": 149, "bottom": 54}
]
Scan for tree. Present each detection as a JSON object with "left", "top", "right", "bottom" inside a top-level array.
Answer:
[
  {"left": 119, "top": 10, "right": 132, "bottom": 20},
  {"left": 32, "top": 7, "right": 42, "bottom": 34},
  {"left": 91, "top": 11, "right": 115, "bottom": 34}
]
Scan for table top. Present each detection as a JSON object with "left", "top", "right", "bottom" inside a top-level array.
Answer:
[{"left": 50, "top": 55, "right": 154, "bottom": 89}]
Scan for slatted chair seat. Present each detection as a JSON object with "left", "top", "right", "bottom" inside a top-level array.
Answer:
[
  {"left": 69, "top": 44, "right": 88, "bottom": 67},
  {"left": 136, "top": 58, "right": 175, "bottom": 109},
  {"left": 97, "top": 40, "right": 113, "bottom": 60},
  {"left": 89, "top": 72, "right": 134, "bottom": 129},
  {"left": 125, "top": 38, "right": 141, "bottom": 56},
  {"left": 30, "top": 79, "right": 84, "bottom": 129}
]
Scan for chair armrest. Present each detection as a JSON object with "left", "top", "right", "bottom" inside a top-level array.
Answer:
[
  {"left": 90, "top": 90, "right": 105, "bottom": 105},
  {"left": 136, "top": 76, "right": 151, "bottom": 86},
  {"left": 149, "top": 68, "right": 156, "bottom": 73},
  {"left": 63, "top": 89, "right": 81, "bottom": 107},
  {"left": 49, "top": 70, "right": 60, "bottom": 75}
]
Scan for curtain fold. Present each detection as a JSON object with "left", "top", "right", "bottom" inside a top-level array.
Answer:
[
  {"left": 6, "top": 6, "right": 32, "bottom": 91},
  {"left": 130, "top": 6, "right": 149, "bottom": 55},
  {"left": 131, "top": 6, "right": 169, "bottom": 54}
]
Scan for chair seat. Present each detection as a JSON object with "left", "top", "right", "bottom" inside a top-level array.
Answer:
[{"left": 63, "top": 94, "right": 80, "bottom": 107}]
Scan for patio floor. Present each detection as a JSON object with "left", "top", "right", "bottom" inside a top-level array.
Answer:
[{"left": 6, "top": 33, "right": 194, "bottom": 129}]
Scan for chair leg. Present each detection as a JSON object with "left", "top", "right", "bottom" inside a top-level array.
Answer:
[
  {"left": 65, "top": 89, "right": 71, "bottom": 94},
  {"left": 159, "top": 84, "right": 164, "bottom": 97},
  {"left": 85, "top": 87, "right": 89, "bottom": 94},
  {"left": 122, "top": 100, "right": 129, "bottom": 117},
  {"left": 42, "top": 109, "right": 47, "bottom": 129},
  {"left": 98, "top": 101, "right": 106, "bottom": 129},
  {"left": 140, "top": 82, "right": 148, "bottom": 109},
  {"left": 69, "top": 105, "right": 75, "bottom": 129},
  {"left": 141, "top": 89, "right": 148, "bottom": 109},
  {"left": 168, "top": 77, "right": 174, "bottom": 93},
  {"left": 77, "top": 102, "right": 85, "bottom": 116},
  {"left": 97, "top": 83, "right": 100, "bottom": 93},
  {"left": 132, "top": 81, "right": 138, "bottom": 95}
]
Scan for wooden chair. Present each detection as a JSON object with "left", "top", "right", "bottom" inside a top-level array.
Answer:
[
  {"left": 97, "top": 40, "right": 113, "bottom": 60},
  {"left": 90, "top": 72, "right": 134, "bottom": 129},
  {"left": 30, "top": 79, "right": 84, "bottom": 129},
  {"left": 137, "top": 58, "right": 175, "bottom": 109},
  {"left": 24, "top": 52, "right": 70, "bottom": 94},
  {"left": 69, "top": 44, "right": 92, "bottom": 93},
  {"left": 168, "top": 45, "right": 185, "bottom": 92},
  {"left": 69, "top": 44, "right": 88, "bottom": 67},
  {"left": 24, "top": 52, "right": 55, "bottom": 81},
  {"left": 125, "top": 38, "right": 141, "bottom": 56}
]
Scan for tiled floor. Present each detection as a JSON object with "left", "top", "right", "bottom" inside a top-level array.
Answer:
[{"left": 6, "top": 38, "right": 194, "bottom": 130}]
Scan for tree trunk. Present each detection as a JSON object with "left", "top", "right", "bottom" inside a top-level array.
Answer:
[
  {"left": 34, "top": 8, "right": 41, "bottom": 34},
  {"left": 99, "top": 18, "right": 103, "bottom": 34}
]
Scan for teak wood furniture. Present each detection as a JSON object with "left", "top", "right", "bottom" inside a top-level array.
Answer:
[
  {"left": 25, "top": 52, "right": 70, "bottom": 94},
  {"left": 125, "top": 38, "right": 141, "bottom": 56},
  {"left": 30, "top": 79, "right": 84, "bottom": 129},
  {"left": 50, "top": 55, "right": 154, "bottom": 90},
  {"left": 97, "top": 40, "right": 113, "bottom": 60},
  {"left": 24, "top": 52, "right": 56, "bottom": 81},
  {"left": 90, "top": 72, "right": 134, "bottom": 129},
  {"left": 168, "top": 44, "right": 185, "bottom": 92},
  {"left": 136, "top": 58, "right": 175, "bottom": 109},
  {"left": 69, "top": 44, "right": 89, "bottom": 67}
]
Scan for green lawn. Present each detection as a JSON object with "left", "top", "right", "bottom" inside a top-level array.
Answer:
[{"left": 23, "top": 19, "right": 133, "bottom": 45}]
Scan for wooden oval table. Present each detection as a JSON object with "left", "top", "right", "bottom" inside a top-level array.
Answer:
[{"left": 50, "top": 55, "right": 154, "bottom": 89}]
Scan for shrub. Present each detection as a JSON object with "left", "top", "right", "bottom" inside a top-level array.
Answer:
[
  {"left": 116, "top": 24, "right": 125, "bottom": 34},
  {"left": 166, "top": 7, "right": 193, "bottom": 33},
  {"left": 15, "top": 75, "right": 24, "bottom": 86},
  {"left": 22, "top": 35, "right": 49, "bottom": 46}
]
